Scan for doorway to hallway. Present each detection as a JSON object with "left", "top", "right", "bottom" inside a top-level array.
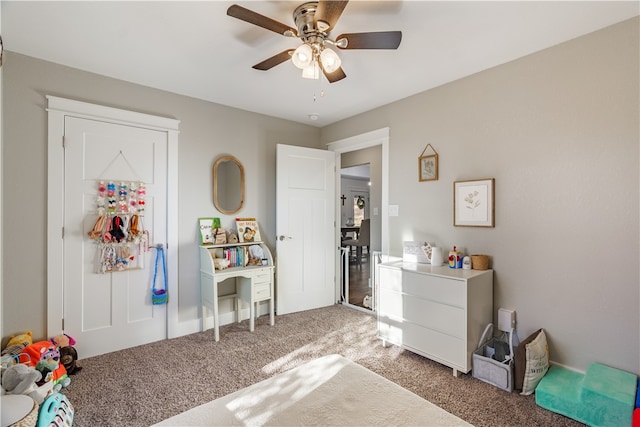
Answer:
[
  {"left": 328, "top": 127, "right": 390, "bottom": 315},
  {"left": 340, "top": 161, "right": 376, "bottom": 311}
]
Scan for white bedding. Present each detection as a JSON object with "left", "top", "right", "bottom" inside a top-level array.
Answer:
[{"left": 154, "top": 354, "right": 473, "bottom": 426}]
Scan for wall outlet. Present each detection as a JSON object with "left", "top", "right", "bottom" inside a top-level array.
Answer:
[{"left": 498, "top": 308, "right": 516, "bottom": 333}]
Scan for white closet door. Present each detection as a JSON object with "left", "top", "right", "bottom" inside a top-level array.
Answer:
[{"left": 63, "top": 116, "right": 168, "bottom": 358}]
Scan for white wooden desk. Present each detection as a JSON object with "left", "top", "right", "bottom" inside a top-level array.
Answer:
[{"left": 199, "top": 244, "right": 275, "bottom": 341}]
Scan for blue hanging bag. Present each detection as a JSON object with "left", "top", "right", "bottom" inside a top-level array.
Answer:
[{"left": 152, "top": 244, "right": 168, "bottom": 305}]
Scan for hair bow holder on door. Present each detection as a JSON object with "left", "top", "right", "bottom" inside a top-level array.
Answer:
[{"left": 86, "top": 150, "right": 150, "bottom": 273}]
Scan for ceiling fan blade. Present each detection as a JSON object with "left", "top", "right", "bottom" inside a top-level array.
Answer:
[
  {"left": 252, "top": 50, "right": 295, "bottom": 71},
  {"left": 336, "top": 31, "right": 402, "bottom": 49},
  {"left": 227, "top": 4, "right": 297, "bottom": 37},
  {"left": 323, "top": 66, "right": 347, "bottom": 84},
  {"left": 315, "top": 0, "right": 349, "bottom": 31}
]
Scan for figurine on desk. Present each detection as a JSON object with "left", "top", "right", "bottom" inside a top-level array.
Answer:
[{"left": 248, "top": 244, "right": 264, "bottom": 265}]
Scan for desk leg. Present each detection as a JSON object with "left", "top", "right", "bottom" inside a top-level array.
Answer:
[
  {"left": 213, "top": 287, "right": 220, "bottom": 342},
  {"left": 269, "top": 297, "right": 275, "bottom": 326},
  {"left": 235, "top": 296, "right": 240, "bottom": 323},
  {"left": 202, "top": 304, "right": 207, "bottom": 331},
  {"left": 249, "top": 300, "right": 255, "bottom": 332}
]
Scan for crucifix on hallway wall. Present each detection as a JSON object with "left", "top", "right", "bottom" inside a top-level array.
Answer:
[{"left": 340, "top": 194, "right": 346, "bottom": 206}]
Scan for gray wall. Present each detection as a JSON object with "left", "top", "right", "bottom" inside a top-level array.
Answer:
[
  {"left": 2, "top": 52, "right": 321, "bottom": 341},
  {"left": 322, "top": 18, "right": 640, "bottom": 374}
]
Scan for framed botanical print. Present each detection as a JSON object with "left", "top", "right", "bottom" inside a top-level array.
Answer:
[
  {"left": 453, "top": 178, "right": 495, "bottom": 227},
  {"left": 418, "top": 143, "right": 438, "bottom": 182},
  {"left": 419, "top": 154, "right": 438, "bottom": 181}
]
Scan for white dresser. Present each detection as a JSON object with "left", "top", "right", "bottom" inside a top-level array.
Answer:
[
  {"left": 377, "top": 261, "right": 493, "bottom": 376},
  {"left": 199, "top": 243, "right": 275, "bottom": 341}
]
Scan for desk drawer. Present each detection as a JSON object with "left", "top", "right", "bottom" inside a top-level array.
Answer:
[
  {"left": 253, "top": 271, "right": 272, "bottom": 284},
  {"left": 253, "top": 283, "right": 271, "bottom": 300}
]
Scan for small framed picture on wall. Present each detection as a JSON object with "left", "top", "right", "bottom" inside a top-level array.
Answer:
[{"left": 418, "top": 143, "right": 438, "bottom": 182}]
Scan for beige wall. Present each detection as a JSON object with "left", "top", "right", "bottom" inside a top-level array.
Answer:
[
  {"left": 322, "top": 18, "right": 640, "bottom": 374},
  {"left": 2, "top": 52, "right": 321, "bottom": 341}
]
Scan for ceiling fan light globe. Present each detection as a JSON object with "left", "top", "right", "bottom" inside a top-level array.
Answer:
[
  {"left": 320, "top": 48, "right": 341, "bottom": 73},
  {"left": 292, "top": 43, "right": 313, "bottom": 69},
  {"left": 302, "top": 62, "right": 320, "bottom": 79}
]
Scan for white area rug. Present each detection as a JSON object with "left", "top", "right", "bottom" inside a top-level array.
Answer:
[{"left": 154, "top": 354, "right": 473, "bottom": 426}]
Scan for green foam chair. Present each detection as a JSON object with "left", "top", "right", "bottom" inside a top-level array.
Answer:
[{"left": 536, "top": 363, "right": 636, "bottom": 427}]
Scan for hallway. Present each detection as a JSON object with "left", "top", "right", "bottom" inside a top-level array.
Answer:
[{"left": 346, "top": 260, "right": 371, "bottom": 309}]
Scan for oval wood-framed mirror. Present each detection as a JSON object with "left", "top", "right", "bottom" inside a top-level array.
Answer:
[{"left": 213, "top": 155, "right": 245, "bottom": 215}]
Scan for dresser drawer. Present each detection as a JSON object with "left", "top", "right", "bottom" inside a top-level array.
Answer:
[
  {"left": 379, "top": 316, "right": 466, "bottom": 369},
  {"left": 380, "top": 266, "right": 466, "bottom": 307},
  {"left": 378, "top": 288, "right": 465, "bottom": 338},
  {"left": 253, "top": 282, "right": 271, "bottom": 300},
  {"left": 402, "top": 271, "right": 465, "bottom": 307}
]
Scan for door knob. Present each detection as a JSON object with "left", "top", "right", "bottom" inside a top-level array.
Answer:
[{"left": 278, "top": 235, "right": 292, "bottom": 241}]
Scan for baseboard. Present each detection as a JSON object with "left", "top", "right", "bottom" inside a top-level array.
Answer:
[{"left": 170, "top": 301, "right": 272, "bottom": 339}]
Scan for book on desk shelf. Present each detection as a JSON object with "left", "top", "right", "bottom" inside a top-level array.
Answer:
[
  {"left": 236, "top": 217, "right": 261, "bottom": 243},
  {"left": 199, "top": 217, "right": 221, "bottom": 245},
  {"left": 222, "top": 246, "right": 246, "bottom": 267}
]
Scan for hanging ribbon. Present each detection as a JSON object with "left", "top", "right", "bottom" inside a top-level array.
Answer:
[{"left": 151, "top": 244, "right": 168, "bottom": 305}]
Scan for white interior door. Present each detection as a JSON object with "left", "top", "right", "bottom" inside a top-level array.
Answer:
[
  {"left": 276, "top": 144, "right": 336, "bottom": 315},
  {"left": 63, "top": 116, "right": 168, "bottom": 358}
]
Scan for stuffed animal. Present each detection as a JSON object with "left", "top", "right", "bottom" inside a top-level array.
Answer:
[
  {"left": 213, "top": 258, "right": 230, "bottom": 270},
  {"left": 227, "top": 232, "right": 239, "bottom": 244},
  {"left": 50, "top": 333, "right": 76, "bottom": 348},
  {"left": 212, "top": 248, "right": 230, "bottom": 270},
  {"left": 1, "top": 331, "right": 33, "bottom": 358},
  {"left": 1, "top": 363, "right": 48, "bottom": 403},
  {"left": 60, "top": 346, "right": 82, "bottom": 375},
  {"left": 6, "top": 331, "right": 33, "bottom": 349},
  {"left": 22, "top": 341, "right": 70, "bottom": 390},
  {"left": 247, "top": 245, "right": 265, "bottom": 265},
  {"left": 213, "top": 227, "right": 227, "bottom": 244}
]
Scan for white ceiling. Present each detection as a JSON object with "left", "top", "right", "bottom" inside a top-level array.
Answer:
[
  {"left": 2, "top": 1, "right": 638, "bottom": 127},
  {"left": 342, "top": 164, "right": 370, "bottom": 178}
]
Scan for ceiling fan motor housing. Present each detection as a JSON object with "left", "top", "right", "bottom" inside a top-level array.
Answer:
[{"left": 294, "top": 2, "right": 329, "bottom": 44}]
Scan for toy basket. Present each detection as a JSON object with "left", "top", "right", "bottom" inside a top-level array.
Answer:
[{"left": 473, "top": 323, "right": 514, "bottom": 392}]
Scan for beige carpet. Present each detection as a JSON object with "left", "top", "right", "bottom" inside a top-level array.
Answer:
[
  {"left": 154, "top": 354, "right": 472, "bottom": 426},
  {"left": 61, "top": 304, "right": 583, "bottom": 426}
]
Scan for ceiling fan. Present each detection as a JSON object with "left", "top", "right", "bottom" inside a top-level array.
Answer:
[{"left": 227, "top": 1, "right": 402, "bottom": 83}]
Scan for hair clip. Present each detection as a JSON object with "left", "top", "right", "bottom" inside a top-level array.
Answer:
[
  {"left": 118, "top": 198, "right": 128, "bottom": 213},
  {"left": 118, "top": 182, "right": 128, "bottom": 198},
  {"left": 107, "top": 197, "right": 116, "bottom": 213}
]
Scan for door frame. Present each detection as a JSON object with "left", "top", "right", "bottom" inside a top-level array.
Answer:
[
  {"left": 46, "top": 96, "right": 180, "bottom": 339},
  {"left": 327, "top": 127, "right": 390, "bottom": 300}
]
